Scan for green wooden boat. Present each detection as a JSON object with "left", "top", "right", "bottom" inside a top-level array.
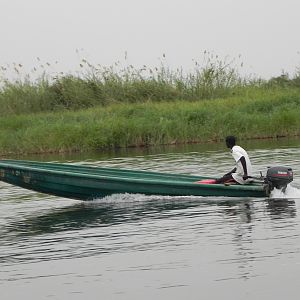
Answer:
[{"left": 0, "top": 159, "right": 267, "bottom": 200}]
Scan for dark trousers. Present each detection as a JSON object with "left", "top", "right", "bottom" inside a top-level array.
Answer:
[{"left": 215, "top": 174, "right": 237, "bottom": 184}]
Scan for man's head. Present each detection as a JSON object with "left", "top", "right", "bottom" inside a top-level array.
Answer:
[{"left": 225, "top": 136, "right": 236, "bottom": 149}]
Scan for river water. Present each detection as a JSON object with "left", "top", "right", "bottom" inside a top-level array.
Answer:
[{"left": 1, "top": 138, "right": 300, "bottom": 300}]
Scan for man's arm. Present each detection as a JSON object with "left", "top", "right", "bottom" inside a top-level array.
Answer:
[{"left": 224, "top": 167, "right": 237, "bottom": 176}]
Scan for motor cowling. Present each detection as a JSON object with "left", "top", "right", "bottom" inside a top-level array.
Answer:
[{"left": 265, "top": 166, "right": 293, "bottom": 191}]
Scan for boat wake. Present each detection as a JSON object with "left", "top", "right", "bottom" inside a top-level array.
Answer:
[
  {"left": 88, "top": 193, "right": 257, "bottom": 206},
  {"left": 87, "top": 184, "right": 300, "bottom": 205},
  {"left": 270, "top": 184, "right": 300, "bottom": 199},
  {"left": 91, "top": 193, "right": 209, "bottom": 204}
]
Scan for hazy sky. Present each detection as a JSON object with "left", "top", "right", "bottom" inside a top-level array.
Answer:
[{"left": 1, "top": 0, "right": 300, "bottom": 79}]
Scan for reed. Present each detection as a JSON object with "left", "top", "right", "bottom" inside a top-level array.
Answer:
[{"left": 0, "top": 53, "right": 284, "bottom": 116}]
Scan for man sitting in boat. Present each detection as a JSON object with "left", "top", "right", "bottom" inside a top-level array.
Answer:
[{"left": 215, "top": 136, "right": 253, "bottom": 185}]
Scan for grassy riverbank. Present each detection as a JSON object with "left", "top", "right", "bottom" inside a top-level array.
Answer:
[
  {"left": 1, "top": 57, "right": 300, "bottom": 155},
  {"left": 1, "top": 87, "right": 300, "bottom": 155}
]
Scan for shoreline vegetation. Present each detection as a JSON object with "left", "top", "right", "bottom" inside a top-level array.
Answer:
[{"left": 1, "top": 54, "right": 300, "bottom": 156}]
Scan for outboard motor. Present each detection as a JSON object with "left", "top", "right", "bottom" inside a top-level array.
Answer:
[{"left": 265, "top": 166, "right": 293, "bottom": 195}]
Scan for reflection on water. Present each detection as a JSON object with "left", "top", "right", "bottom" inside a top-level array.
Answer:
[
  {"left": 1, "top": 196, "right": 297, "bottom": 268},
  {"left": 5, "top": 196, "right": 297, "bottom": 237},
  {"left": 1, "top": 139, "right": 300, "bottom": 300},
  {"left": 1, "top": 201, "right": 247, "bottom": 234},
  {"left": 219, "top": 200, "right": 253, "bottom": 223},
  {"left": 266, "top": 198, "right": 297, "bottom": 219}
]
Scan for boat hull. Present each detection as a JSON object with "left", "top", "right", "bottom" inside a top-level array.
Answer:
[{"left": 0, "top": 160, "right": 267, "bottom": 200}]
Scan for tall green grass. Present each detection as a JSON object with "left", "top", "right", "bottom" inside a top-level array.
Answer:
[
  {"left": 1, "top": 89, "right": 300, "bottom": 155},
  {"left": 3, "top": 54, "right": 299, "bottom": 116}
]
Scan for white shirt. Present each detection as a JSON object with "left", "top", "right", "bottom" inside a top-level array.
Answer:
[{"left": 231, "top": 145, "right": 252, "bottom": 184}]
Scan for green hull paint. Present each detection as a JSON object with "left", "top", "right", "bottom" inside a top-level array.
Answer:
[{"left": 0, "top": 160, "right": 267, "bottom": 200}]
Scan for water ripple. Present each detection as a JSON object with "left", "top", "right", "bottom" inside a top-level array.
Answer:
[{"left": 1, "top": 142, "right": 300, "bottom": 299}]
